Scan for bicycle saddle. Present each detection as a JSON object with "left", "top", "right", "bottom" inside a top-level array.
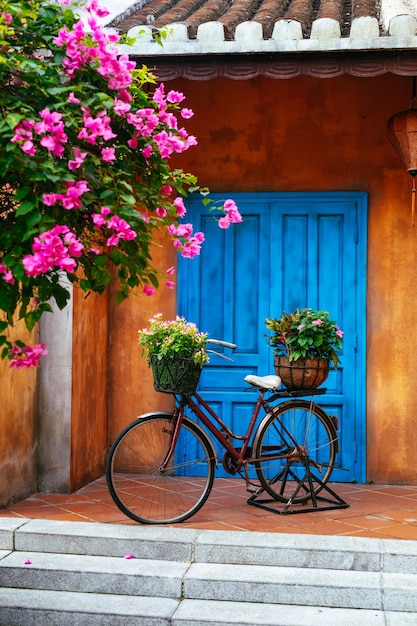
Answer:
[{"left": 244, "top": 374, "right": 282, "bottom": 390}]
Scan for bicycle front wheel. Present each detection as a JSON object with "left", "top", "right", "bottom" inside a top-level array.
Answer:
[
  {"left": 254, "top": 400, "right": 337, "bottom": 504},
  {"left": 106, "top": 413, "right": 215, "bottom": 524}
]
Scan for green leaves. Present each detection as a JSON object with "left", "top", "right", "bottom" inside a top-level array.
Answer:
[
  {"left": 0, "top": 0, "right": 217, "bottom": 367},
  {"left": 265, "top": 308, "right": 343, "bottom": 368},
  {"left": 15, "top": 200, "right": 37, "bottom": 217}
]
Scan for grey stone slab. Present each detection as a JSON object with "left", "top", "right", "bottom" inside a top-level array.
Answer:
[
  {"left": 0, "top": 551, "right": 188, "bottom": 597},
  {"left": 172, "top": 599, "right": 386, "bottom": 625},
  {"left": 194, "top": 530, "right": 383, "bottom": 571},
  {"left": 383, "top": 572, "right": 417, "bottom": 611},
  {"left": 0, "top": 518, "right": 29, "bottom": 550},
  {"left": 184, "top": 563, "right": 382, "bottom": 609},
  {"left": 0, "top": 588, "right": 178, "bottom": 626},
  {"left": 15, "top": 519, "right": 199, "bottom": 560},
  {"left": 0, "top": 550, "right": 11, "bottom": 561},
  {"left": 383, "top": 539, "right": 417, "bottom": 573},
  {"left": 386, "top": 612, "right": 417, "bottom": 625}
]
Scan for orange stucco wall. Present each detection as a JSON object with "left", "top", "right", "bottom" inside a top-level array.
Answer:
[
  {"left": 70, "top": 286, "right": 109, "bottom": 491},
  {"left": 107, "top": 232, "right": 177, "bottom": 443},
  {"left": 3, "top": 70, "right": 416, "bottom": 504},
  {"left": 0, "top": 321, "right": 38, "bottom": 506},
  {"left": 105, "top": 72, "right": 417, "bottom": 484}
]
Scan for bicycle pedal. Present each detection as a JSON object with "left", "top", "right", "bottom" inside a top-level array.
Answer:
[{"left": 246, "top": 485, "right": 260, "bottom": 494}]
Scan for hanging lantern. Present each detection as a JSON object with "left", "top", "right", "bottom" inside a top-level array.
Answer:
[{"left": 387, "top": 91, "right": 417, "bottom": 226}]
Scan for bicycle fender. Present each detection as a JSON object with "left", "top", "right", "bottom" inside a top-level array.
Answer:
[{"left": 253, "top": 400, "right": 339, "bottom": 455}]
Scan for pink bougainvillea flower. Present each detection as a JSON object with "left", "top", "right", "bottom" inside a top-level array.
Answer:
[
  {"left": 143, "top": 285, "right": 156, "bottom": 296},
  {"left": 0, "top": 263, "right": 15, "bottom": 284},
  {"left": 101, "top": 147, "right": 116, "bottom": 163},
  {"left": 68, "top": 147, "right": 88, "bottom": 170},
  {"left": 167, "top": 90, "right": 185, "bottom": 104},
  {"left": 181, "top": 108, "right": 194, "bottom": 119},
  {"left": 173, "top": 197, "right": 186, "bottom": 217},
  {"left": 113, "top": 98, "right": 131, "bottom": 116},
  {"left": 166, "top": 280, "right": 175, "bottom": 289},
  {"left": 22, "top": 225, "right": 84, "bottom": 277},
  {"left": 124, "top": 554, "right": 134, "bottom": 560},
  {"left": 24, "top": 559, "right": 32, "bottom": 565},
  {"left": 21, "top": 141, "right": 36, "bottom": 156},
  {"left": 86, "top": 0, "right": 110, "bottom": 18},
  {"left": 2, "top": 12, "right": 13, "bottom": 24},
  {"left": 67, "top": 91, "right": 80, "bottom": 104},
  {"left": 218, "top": 216, "right": 230, "bottom": 229},
  {"left": 156, "top": 207, "right": 167, "bottom": 218},
  {"left": 223, "top": 199, "right": 242, "bottom": 223},
  {"left": 42, "top": 192, "right": 63, "bottom": 206},
  {"left": 142, "top": 145, "right": 153, "bottom": 159},
  {"left": 166, "top": 266, "right": 175, "bottom": 275},
  {"left": 312, "top": 319, "right": 323, "bottom": 326},
  {"left": 9, "top": 344, "right": 48, "bottom": 369}
]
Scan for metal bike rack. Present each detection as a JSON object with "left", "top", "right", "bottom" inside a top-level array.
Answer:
[{"left": 247, "top": 388, "right": 349, "bottom": 515}]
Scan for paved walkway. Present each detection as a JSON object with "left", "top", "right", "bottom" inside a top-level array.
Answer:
[{"left": 2, "top": 477, "right": 417, "bottom": 540}]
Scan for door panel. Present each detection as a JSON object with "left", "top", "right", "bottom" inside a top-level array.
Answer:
[{"left": 178, "top": 192, "right": 367, "bottom": 482}]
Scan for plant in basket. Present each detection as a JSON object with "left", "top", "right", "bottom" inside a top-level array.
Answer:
[
  {"left": 138, "top": 314, "right": 209, "bottom": 394},
  {"left": 265, "top": 308, "right": 344, "bottom": 390}
]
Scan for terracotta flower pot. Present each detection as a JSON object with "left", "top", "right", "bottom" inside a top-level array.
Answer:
[{"left": 274, "top": 356, "right": 329, "bottom": 391}]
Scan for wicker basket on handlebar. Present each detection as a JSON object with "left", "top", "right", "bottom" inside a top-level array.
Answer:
[{"left": 150, "top": 355, "right": 202, "bottom": 395}]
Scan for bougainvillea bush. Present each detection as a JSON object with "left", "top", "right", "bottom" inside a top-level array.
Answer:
[{"left": 0, "top": 0, "right": 241, "bottom": 368}]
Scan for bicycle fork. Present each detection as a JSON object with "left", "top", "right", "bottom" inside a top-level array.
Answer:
[{"left": 158, "top": 407, "right": 184, "bottom": 472}]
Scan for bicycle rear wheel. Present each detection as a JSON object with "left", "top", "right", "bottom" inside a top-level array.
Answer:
[
  {"left": 254, "top": 400, "right": 337, "bottom": 504},
  {"left": 106, "top": 413, "right": 215, "bottom": 524}
]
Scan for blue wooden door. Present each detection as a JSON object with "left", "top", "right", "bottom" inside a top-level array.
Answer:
[{"left": 178, "top": 192, "right": 367, "bottom": 483}]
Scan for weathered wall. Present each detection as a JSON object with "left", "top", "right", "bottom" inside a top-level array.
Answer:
[
  {"left": 107, "top": 232, "right": 176, "bottom": 443},
  {"left": 106, "top": 72, "right": 417, "bottom": 484},
  {"left": 0, "top": 321, "right": 38, "bottom": 506},
  {"left": 70, "top": 285, "right": 109, "bottom": 491},
  {"left": 3, "top": 70, "right": 415, "bottom": 504}
]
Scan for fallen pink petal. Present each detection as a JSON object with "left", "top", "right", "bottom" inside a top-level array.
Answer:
[{"left": 124, "top": 554, "right": 134, "bottom": 560}]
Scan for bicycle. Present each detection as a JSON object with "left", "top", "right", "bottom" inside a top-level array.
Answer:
[{"left": 106, "top": 340, "right": 342, "bottom": 524}]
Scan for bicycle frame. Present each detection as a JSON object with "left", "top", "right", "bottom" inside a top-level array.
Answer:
[
  {"left": 185, "top": 390, "right": 265, "bottom": 464},
  {"left": 158, "top": 388, "right": 269, "bottom": 479}
]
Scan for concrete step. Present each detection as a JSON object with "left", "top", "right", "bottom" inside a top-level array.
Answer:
[
  {"left": 1, "top": 547, "right": 417, "bottom": 611},
  {"left": 3, "top": 518, "right": 417, "bottom": 574},
  {"left": 184, "top": 562, "right": 417, "bottom": 611},
  {"left": 0, "top": 551, "right": 188, "bottom": 598},
  {"left": 0, "top": 591, "right": 414, "bottom": 626},
  {"left": 0, "top": 588, "right": 179, "bottom": 626},
  {"left": 1, "top": 518, "right": 417, "bottom": 623}
]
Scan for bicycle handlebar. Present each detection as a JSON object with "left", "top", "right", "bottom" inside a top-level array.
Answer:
[{"left": 206, "top": 339, "right": 237, "bottom": 350}]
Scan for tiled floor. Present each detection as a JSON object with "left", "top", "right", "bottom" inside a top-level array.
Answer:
[{"left": 2, "top": 477, "right": 417, "bottom": 540}]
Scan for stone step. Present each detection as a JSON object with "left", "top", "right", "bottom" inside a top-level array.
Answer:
[
  {"left": 0, "top": 588, "right": 179, "bottom": 626},
  {"left": 0, "top": 591, "right": 414, "bottom": 626},
  {"left": 184, "top": 562, "right": 417, "bottom": 611},
  {"left": 2, "top": 518, "right": 417, "bottom": 621},
  {"left": 3, "top": 518, "right": 417, "bottom": 574},
  {"left": 0, "top": 551, "right": 188, "bottom": 598},
  {"left": 1, "top": 549, "right": 417, "bottom": 611}
]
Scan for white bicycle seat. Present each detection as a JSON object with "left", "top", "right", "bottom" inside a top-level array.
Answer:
[{"left": 244, "top": 374, "right": 282, "bottom": 390}]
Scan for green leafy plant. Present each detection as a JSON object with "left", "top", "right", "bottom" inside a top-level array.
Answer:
[
  {"left": 138, "top": 314, "right": 209, "bottom": 366},
  {"left": 0, "top": 0, "right": 241, "bottom": 368},
  {"left": 265, "top": 308, "right": 344, "bottom": 368}
]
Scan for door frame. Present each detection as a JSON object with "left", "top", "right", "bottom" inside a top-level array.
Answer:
[{"left": 179, "top": 191, "right": 368, "bottom": 483}]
